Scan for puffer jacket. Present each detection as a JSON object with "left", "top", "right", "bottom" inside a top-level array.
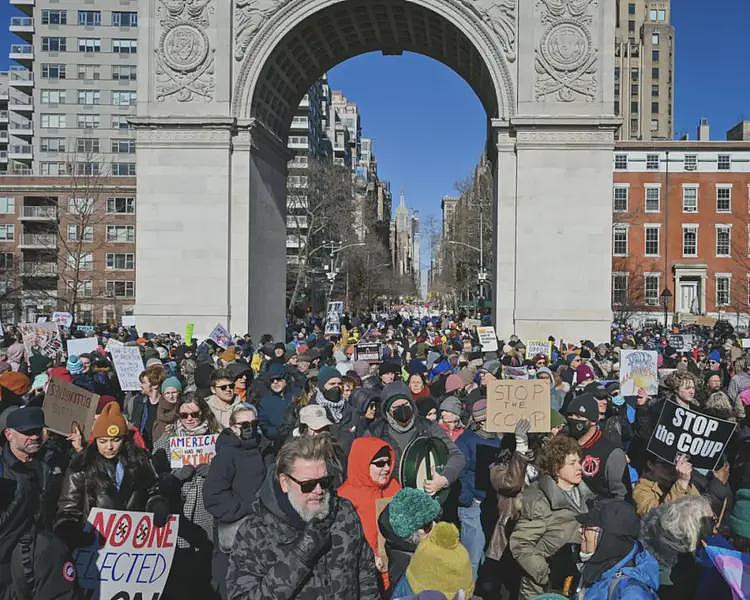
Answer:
[
  {"left": 580, "top": 542, "right": 659, "bottom": 600},
  {"left": 509, "top": 474, "right": 594, "bottom": 600},
  {"left": 225, "top": 476, "right": 379, "bottom": 599}
]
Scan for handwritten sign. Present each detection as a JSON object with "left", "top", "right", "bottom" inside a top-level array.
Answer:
[
  {"left": 668, "top": 334, "right": 693, "bottom": 351},
  {"left": 476, "top": 326, "right": 498, "bottom": 352},
  {"left": 52, "top": 311, "right": 73, "bottom": 329},
  {"left": 77, "top": 325, "right": 95, "bottom": 335},
  {"left": 169, "top": 434, "right": 218, "bottom": 468},
  {"left": 105, "top": 338, "right": 124, "bottom": 351},
  {"left": 18, "top": 321, "right": 63, "bottom": 359},
  {"left": 110, "top": 346, "right": 144, "bottom": 391},
  {"left": 619, "top": 349, "right": 658, "bottom": 396},
  {"left": 43, "top": 377, "right": 99, "bottom": 437},
  {"left": 526, "top": 339, "right": 553, "bottom": 359},
  {"left": 67, "top": 337, "right": 99, "bottom": 357},
  {"left": 354, "top": 342, "right": 382, "bottom": 362},
  {"left": 647, "top": 400, "right": 736, "bottom": 469},
  {"left": 485, "top": 379, "right": 551, "bottom": 433},
  {"left": 209, "top": 323, "right": 231, "bottom": 349},
  {"left": 121, "top": 315, "right": 136, "bottom": 328},
  {"left": 74, "top": 508, "right": 179, "bottom": 600},
  {"left": 464, "top": 318, "right": 480, "bottom": 330}
]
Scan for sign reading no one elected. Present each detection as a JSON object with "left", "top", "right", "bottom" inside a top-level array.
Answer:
[{"left": 647, "top": 399, "right": 736, "bottom": 470}]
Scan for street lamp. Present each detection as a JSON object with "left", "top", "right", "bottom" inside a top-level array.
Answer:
[{"left": 659, "top": 288, "right": 672, "bottom": 330}]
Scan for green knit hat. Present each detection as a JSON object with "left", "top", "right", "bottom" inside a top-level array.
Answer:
[
  {"left": 388, "top": 487, "right": 441, "bottom": 538},
  {"left": 727, "top": 488, "right": 750, "bottom": 539}
]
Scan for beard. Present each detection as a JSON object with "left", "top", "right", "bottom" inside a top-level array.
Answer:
[{"left": 289, "top": 490, "right": 331, "bottom": 522}]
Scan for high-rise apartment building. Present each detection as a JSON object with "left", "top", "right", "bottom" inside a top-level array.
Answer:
[
  {"left": 614, "top": 1, "right": 674, "bottom": 141},
  {"left": 4, "top": 0, "right": 138, "bottom": 176}
]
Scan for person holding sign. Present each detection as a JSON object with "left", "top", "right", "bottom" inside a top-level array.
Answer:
[
  {"left": 54, "top": 402, "right": 169, "bottom": 549},
  {"left": 633, "top": 453, "right": 701, "bottom": 517}
]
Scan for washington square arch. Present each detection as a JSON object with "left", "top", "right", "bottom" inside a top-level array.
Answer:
[{"left": 133, "top": 0, "right": 619, "bottom": 341}]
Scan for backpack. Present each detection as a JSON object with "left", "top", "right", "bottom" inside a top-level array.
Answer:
[{"left": 606, "top": 571, "right": 659, "bottom": 600}]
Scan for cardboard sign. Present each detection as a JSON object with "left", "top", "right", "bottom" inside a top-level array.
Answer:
[
  {"left": 52, "top": 311, "right": 74, "bottom": 329},
  {"left": 67, "top": 337, "right": 99, "bottom": 357},
  {"left": 110, "top": 346, "right": 144, "bottom": 391},
  {"left": 647, "top": 400, "right": 737, "bottom": 469},
  {"left": 476, "top": 326, "right": 498, "bottom": 352},
  {"left": 43, "top": 377, "right": 99, "bottom": 437},
  {"left": 18, "top": 322, "right": 63, "bottom": 359},
  {"left": 74, "top": 508, "right": 179, "bottom": 600},
  {"left": 121, "top": 315, "right": 136, "bottom": 328},
  {"left": 208, "top": 323, "right": 231, "bottom": 349},
  {"left": 354, "top": 342, "right": 382, "bottom": 362},
  {"left": 169, "top": 434, "right": 218, "bottom": 468},
  {"left": 526, "top": 339, "right": 552, "bottom": 359},
  {"left": 619, "top": 349, "right": 658, "bottom": 396},
  {"left": 486, "top": 379, "right": 551, "bottom": 433}
]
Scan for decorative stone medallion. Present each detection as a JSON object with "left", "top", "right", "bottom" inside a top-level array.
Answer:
[
  {"left": 162, "top": 24, "right": 209, "bottom": 72},
  {"left": 540, "top": 20, "right": 590, "bottom": 71}
]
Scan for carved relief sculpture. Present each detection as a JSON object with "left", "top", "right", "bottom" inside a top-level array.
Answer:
[
  {"left": 234, "top": 0, "right": 292, "bottom": 62},
  {"left": 460, "top": 0, "right": 517, "bottom": 62},
  {"left": 155, "top": 0, "right": 216, "bottom": 102},
  {"left": 535, "top": 0, "right": 598, "bottom": 102}
]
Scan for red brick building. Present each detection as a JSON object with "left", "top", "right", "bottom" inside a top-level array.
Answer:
[
  {"left": 612, "top": 121, "right": 750, "bottom": 327},
  {"left": 0, "top": 176, "right": 136, "bottom": 323}
]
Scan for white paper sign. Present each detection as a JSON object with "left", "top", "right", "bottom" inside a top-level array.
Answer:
[
  {"left": 742, "top": 338, "right": 750, "bottom": 349},
  {"left": 121, "top": 315, "right": 136, "bottom": 327},
  {"left": 620, "top": 349, "right": 659, "bottom": 396},
  {"left": 67, "top": 337, "right": 99, "bottom": 357},
  {"left": 110, "top": 346, "right": 144, "bottom": 391},
  {"left": 105, "top": 338, "right": 124, "bottom": 350},
  {"left": 209, "top": 323, "right": 232, "bottom": 349},
  {"left": 476, "top": 326, "right": 498, "bottom": 352},
  {"left": 52, "top": 311, "right": 74, "bottom": 329},
  {"left": 526, "top": 339, "right": 553, "bottom": 360},
  {"left": 74, "top": 508, "right": 179, "bottom": 600}
]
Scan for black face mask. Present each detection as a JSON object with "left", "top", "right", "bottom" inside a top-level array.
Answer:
[
  {"left": 566, "top": 418, "right": 590, "bottom": 439},
  {"left": 239, "top": 422, "right": 258, "bottom": 441},
  {"left": 323, "top": 386, "right": 343, "bottom": 404},
  {"left": 391, "top": 403, "right": 414, "bottom": 426}
]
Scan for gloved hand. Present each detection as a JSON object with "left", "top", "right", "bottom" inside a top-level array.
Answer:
[
  {"left": 55, "top": 521, "right": 95, "bottom": 549},
  {"left": 294, "top": 507, "right": 336, "bottom": 568},
  {"left": 514, "top": 418, "right": 530, "bottom": 453},
  {"left": 148, "top": 497, "right": 171, "bottom": 528},
  {"left": 172, "top": 465, "right": 196, "bottom": 482},
  {"left": 195, "top": 463, "right": 210, "bottom": 478}
]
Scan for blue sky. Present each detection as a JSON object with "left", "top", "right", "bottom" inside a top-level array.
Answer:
[{"left": 1, "top": 1, "right": 748, "bottom": 272}]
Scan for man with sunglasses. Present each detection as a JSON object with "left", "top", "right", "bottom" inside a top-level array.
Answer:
[
  {"left": 207, "top": 368, "right": 242, "bottom": 429},
  {"left": 226, "top": 435, "right": 379, "bottom": 599}
]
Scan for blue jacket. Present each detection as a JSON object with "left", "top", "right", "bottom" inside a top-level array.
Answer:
[
  {"left": 455, "top": 428, "right": 500, "bottom": 505},
  {"left": 256, "top": 387, "right": 296, "bottom": 441},
  {"left": 582, "top": 542, "right": 659, "bottom": 600}
]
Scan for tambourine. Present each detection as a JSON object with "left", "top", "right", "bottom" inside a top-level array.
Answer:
[{"left": 399, "top": 435, "right": 450, "bottom": 504}]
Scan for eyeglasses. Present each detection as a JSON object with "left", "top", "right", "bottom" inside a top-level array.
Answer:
[
  {"left": 215, "top": 384, "right": 233, "bottom": 391},
  {"left": 237, "top": 421, "right": 256, "bottom": 430},
  {"left": 179, "top": 411, "right": 201, "bottom": 419},
  {"left": 371, "top": 458, "right": 391, "bottom": 468},
  {"left": 284, "top": 473, "right": 334, "bottom": 494}
]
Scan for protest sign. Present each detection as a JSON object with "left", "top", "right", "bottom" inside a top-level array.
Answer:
[
  {"left": 742, "top": 338, "right": 750, "bottom": 349},
  {"left": 121, "top": 315, "right": 136, "bottom": 328},
  {"left": 476, "top": 326, "right": 498, "bottom": 352},
  {"left": 184, "top": 322, "right": 194, "bottom": 344},
  {"left": 77, "top": 325, "right": 95, "bottom": 335},
  {"left": 619, "top": 349, "right": 658, "bottom": 396},
  {"left": 18, "top": 321, "right": 63, "bottom": 359},
  {"left": 74, "top": 508, "right": 179, "bottom": 600},
  {"left": 667, "top": 334, "right": 694, "bottom": 351},
  {"left": 354, "top": 342, "right": 382, "bottom": 362},
  {"left": 36, "top": 316, "right": 48, "bottom": 323},
  {"left": 485, "top": 379, "right": 551, "bottom": 433},
  {"left": 647, "top": 400, "right": 736, "bottom": 470},
  {"left": 502, "top": 365, "right": 529, "bottom": 380},
  {"left": 43, "top": 377, "right": 98, "bottom": 437},
  {"left": 169, "top": 434, "right": 218, "bottom": 468},
  {"left": 105, "top": 337, "right": 124, "bottom": 350},
  {"left": 327, "top": 301, "right": 344, "bottom": 317},
  {"left": 110, "top": 346, "right": 144, "bottom": 391},
  {"left": 208, "top": 323, "right": 231, "bottom": 349},
  {"left": 52, "top": 311, "right": 74, "bottom": 329},
  {"left": 67, "top": 337, "right": 99, "bottom": 357},
  {"left": 526, "top": 339, "right": 553, "bottom": 359},
  {"left": 464, "top": 318, "right": 480, "bottom": 330}
]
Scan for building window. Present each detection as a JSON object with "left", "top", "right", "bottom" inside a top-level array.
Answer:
[
  {"left": 75, "top": 162, "right": 100, "bottom": 176},
  {"left": 652, "top": 50, "right": 660, "bottom": 62},
  {"left": 78, "top": 38, "right": 101, "bottom": 53},
  {"left": 628, "top": 20, "right": 635, "bottom": 32},
  {"left": 42, "top": 37, "right": 67, "bottom": 52},
  {"left": 716, "top": 226, "right": 731, "bottom": 257},
  {"left": 650, "top": 119, "right": 659, "bottom": 132},
  {"left": 112, "top": 65, "right": 137, "bottom": 81},
  {"left": 78, "top": 11, "right": 101, "bottom": 26},
  {"left": 112, "top": 91, "right": 137, "bottom": 106},
  {"left": 40, "top": 89, "right": 66, "bottom": 104},
  {"left": 645, "top": 186, "right": 660, "bottom": 212},
  {"left": 111, "top": 11, "right": 137, "bottom": 27},
  {"left": 645, "top": 226, "right": 660, "bottom": 256},
  {"left": 41, "top": 138, "right": 66, "bottom": 152},
  {"left": 42, "top": 9, "right": 67, "bottom": 25},
  {"left": 651, "top": 102, "right": 659, "bottom": 114},
  {"left": 111, "top": 116, "right": 132, "bottom": 130},
  {"left": 716, "top": 186, "right": 732, "bottom": 212},
  {"left": 684, "top": 154, "right": 697, "bottom": 171},
  {"left": 682, "top": 186, "right": 698, "bottom": 212},
  {"left": 77, "top": 114, "right": 100, "bottom": 129},
  {"left": 630, "top": 68, "right": 639, "bottom": 82},
  {"left": 628, "top": 3, "right": 636, "bottom": 14},
  {"left": 76, "top": 138, "right": 99, "bottom": 154},
  {"left": 77, "top": 89, "right": 100, "bottom": 105},
  {"left": 646, "top": 154, "right": 659, "bottom": 169},
  {"left": 717, "top": 154, "right": 731, "bottom": 171},
  {"left": 112, "top": 163, "right": 136, "bottom": 176},
  {"left": 106, "top": 197, "right": 135, "bottom": 214},
  {"left": 67, "top": 253, "right": 93, "bottom": 272},
  {"left": 111, "top": 139, "right": 136, "bottom": 154},
  {"left": 716, "top": 276, "right": 730, "bottom": 307},
  {"left": 652, "top": 67, "right": 659, "bottom": 79},
  {"left": 0, "top": 253, "right": 14, "bottom": 269},
  {"left": 682, "top": 226, "right": 698, "bottom": 257},
  {"left": 631, "top": 101, "right": 639, "bottom": 113},
  {"left": 112, "top": 39, "right": 137, "bottom": 54},
  {"left": 649, "top": 9, "right": 666, "bottom": 21},
  {"left": 613, "top": 225, "right": 628, "bottom": 256},
  {"left": 651, "top": 83, "right": 659, "bottom": 97},
  {"left": 0, "top": 225, "right": 14, "bottom": 242},
  {"left": 106, "top": 281, "right": 135, "bottom": 298},
  {"left": 68, "top": 197, "right": 94, "bottom": 214},
  {"left": 77, "top": 64, "right": 101, "bottom": 80},
  {"left": 106, "top": 253, "right": 135, "bottom": 270},
  {"left": 40, "top": 162, "right": 68, "bottom": 175},
  {"left": 613, "top": 186, "right": 628, "bottom": 211},
  {"left": 0, "top": 198, "right": 15, "bottom": 214},
  {"left": 652, "top": 32, "right": 660, "bottom": 45},
  {"left": 645, "top": 274, "right": 660, "bottom": 306},
  {"left": 631, "top": 84, "right": 639, "bottom": 97},
  {"left": 41, "top": 64, "right": 66, "bottom": 79},
  {"left": 41, "top": 113, "right": 67, "bottom": 128},
  {"left": 67, "top": 225, "right": 93, "bottom": 242},
  {"left": 612, "top": 273, "right": 628, "bottom": 306},
  {"left": 614, "top": 154, "right": 628, "bottom": 169},
  {"left": 106, "top": 225, "right": 135, "bottom": 242}
]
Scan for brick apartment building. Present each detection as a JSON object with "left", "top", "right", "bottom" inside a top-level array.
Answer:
[
  {"left": 0, "top": 175, "right": 135, "bottom": 323},
  {"left": 612, "top": 120, "right": 750, "bottom": 328}
]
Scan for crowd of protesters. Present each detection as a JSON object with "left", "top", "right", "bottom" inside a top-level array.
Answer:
[{"left": 0, "top": 309, "right": 749, "bottom": 600}]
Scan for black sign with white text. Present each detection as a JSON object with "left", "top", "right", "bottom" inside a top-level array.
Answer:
[{"left": 355, "top": 342, "right": 382, "bottom": 362}]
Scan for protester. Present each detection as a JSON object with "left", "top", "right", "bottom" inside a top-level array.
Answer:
[{"left": 208, "top": 368, "right": 244, "bottom": 429}]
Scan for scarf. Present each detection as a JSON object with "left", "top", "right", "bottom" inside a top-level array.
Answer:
[
  {"left": 152, "top": 395, "right": 178, "bottom": 443},
  {"left": 315, "top": 389, "right": 345, "bottom": 423},
  {"left": 173, "top": 419, "right": 210, "bottom": 437}
]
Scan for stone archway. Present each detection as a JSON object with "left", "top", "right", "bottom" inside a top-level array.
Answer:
[{"left": 134, "top": 0, "right": 618, "bottom": 342}]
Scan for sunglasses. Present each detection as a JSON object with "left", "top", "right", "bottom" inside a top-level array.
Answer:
[
  {"left": 215, "top": 384, "right": 233, "bottom": 391},
  {"left": 284, "top": 473, "right": 334, "bottom": 494},
  {"left": 237, "top": 421, "right": 256, "bottom": 430},
  {"left": 19, "top": 428, "right": 43, "bottom": 437},
  {"left": 179, "top": 411, "right": 201, "bottom": 419},
  {"left": 270, "top": 377, "right": 285, "bottom": 383},
  {"left": 371, "top": 458, "right": 391, "bottom": 468}
]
